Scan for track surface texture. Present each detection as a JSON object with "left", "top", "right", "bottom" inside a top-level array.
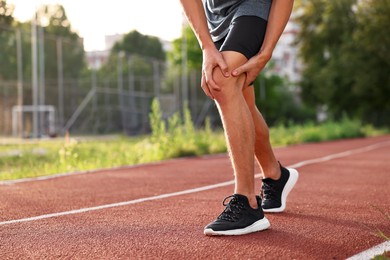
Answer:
[{"left": 1, "top": 136, "right": 390, "bottom": 259}]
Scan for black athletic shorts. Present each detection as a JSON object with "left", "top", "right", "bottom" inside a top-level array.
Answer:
[{"left": 214, "top": 16, "right": 267, "bottom": 60}]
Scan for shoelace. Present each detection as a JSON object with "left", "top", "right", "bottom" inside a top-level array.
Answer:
[
  {"left": 262, "top": 182, "right": 278, "bottom": 201},
  {"left": 217, "top": 195, "right": 245, "bottom": 222}
]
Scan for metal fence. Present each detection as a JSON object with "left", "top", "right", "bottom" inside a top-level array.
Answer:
[
  {"left": 0, "top": 25, "right": 219, "bottom": 138},
  {"left": 0, "top": 68, "right": 219, "bottom": 138}
]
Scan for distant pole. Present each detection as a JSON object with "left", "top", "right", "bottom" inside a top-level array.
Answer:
[
  {"left": 117, "top": 52, "right": 125, "bottom": 132},
  {"left": 31, "top": 13, "right": 39, "bottom": 138},
  {"left": 39, "top": 25, "right": 45, "bottom": 134},
  {"left": 104, "top": 79, "right": 111, "bottom": 132},
  {"left": 57, "top": 37, "right": 64, "bottom": 134},
  {"left": 181, "top": 15, "right": 189, "bottom": 113},
  {"left": 128, "top": 56, "right": 137, "bottom": 131},
  {"left": 153, "top": 60, "right": 160, "bottom": 99},
  {"left": 16, "top": 28, "right": 24, "bottom": 137},
  {"left": 91, "top": 66, "right": 97, "bottom": 134}
]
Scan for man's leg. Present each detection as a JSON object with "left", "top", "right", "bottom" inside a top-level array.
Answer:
[
  {"left": 203, "top": 51, "right": 270, "bottom": 236},
  {"left": 242, "top": 86, "right": 280, "bottom": 180},
  {"left": 242, "top": 85, "right": 299, "bottom": 212},
  {"left": 210, "top": 51, "right": 257, "bottom": 208}
]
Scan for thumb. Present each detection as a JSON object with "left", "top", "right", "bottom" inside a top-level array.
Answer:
[
  {"left": 218, "top": 59, "right": 230, "bottom": 77},
  {"left": 231, "top": 64, "right": 248, "bottom": 77}
]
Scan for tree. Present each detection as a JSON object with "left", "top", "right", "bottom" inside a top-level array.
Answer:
[
  {"left": 0, "top": 0, "right": 13, "bottom": 25},
  {"left": 295, "top": 0, "right": 390, "bottom": 126},
  {"left": 0, "top": 4, "right": 85, "bottom": 83},
  {"left": 99, "top": 30, "right": 166, "bottom": 89},
  {"left": 36, "top": 4, "right": 85, "bottom": 81},
  {"left": 112, "top": 30, "right": 165, "bottom": 61},
  {"left": 165, "top": 25, "right": 210, "bottom": 123},
  {"left": 168, "top": 25, "right": 202, "bottom": 71},
  {"left": 347, "top": 0, "right": 390, "bottom": 125},
  {"left": 254, "top": 68, "right": 316, "bottom": 126},
  {"left": 0, "top": 0, "right": 15, "bottom": 80},
  {"left": 295, "top": 0, "right": 357, "bottom": 114}
]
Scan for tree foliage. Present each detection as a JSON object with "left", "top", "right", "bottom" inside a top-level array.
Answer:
[
  {"left": 36, "top": 4, "right": 85, "bottom": 81},
  {"left": 348, "top": 0, "right": 390, "bottom": 125},
  {"left": 168, "top": 25, "right": 202, "bottom": 71},
  {"left": 0, "top": 0, "right": 13, "bottom": 25},
  {"left": 99, "top": 30, "right": 166, "bottom": 90},
  {"left": 0, "top": 0, "right": 15, "bottom": 80},
  {"left": 254, "top": 71, "right": 316, "bottom": 126},
  {"left": 295, "top": 0, "right": 390, "bottom": 126},
  {"left": 112, "top": 30, "right": 165, "bottom": 61},
  {"left": 0, "top": 3, "right": 85, "bottom": 82}
]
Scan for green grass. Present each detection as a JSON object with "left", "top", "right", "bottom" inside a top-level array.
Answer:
[
  {"left": 269, "top": 117, "right": 388, "bottom": 146},
  {"left": 0, "top": 101, "right": 388, "bottom": 181}
]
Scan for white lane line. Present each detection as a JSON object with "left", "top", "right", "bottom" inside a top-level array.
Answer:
[
  {"left": 287, "top": 140, "right": 390, "bottom": 169},
  {"left": 346, "top": 241, "right": 390, "bottom": 259},
  {"left": 1, "top": 139, "right": 390, "bottom": 227},
  {"left": 0, "top": 179, "right": 235, "bottom": 226}
]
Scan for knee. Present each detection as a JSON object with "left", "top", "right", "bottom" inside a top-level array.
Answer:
[{"left": 210, "top": 68, "right": 246, "bottom": 105}]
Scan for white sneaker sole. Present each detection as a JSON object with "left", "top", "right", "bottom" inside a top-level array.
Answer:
[
  {"left": 263, "top": 168, "right": 299, "bottom": 213},
  {"left": 204, "top": 217, "right": 270, "bottom": 236}
]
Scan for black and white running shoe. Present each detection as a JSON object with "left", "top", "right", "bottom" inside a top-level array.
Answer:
[
  {"left": 261, "top": 163, "right": 299, "bottom": 213},
  {"left": 204, "top": 194, "right": 270, "bottom": 236}
]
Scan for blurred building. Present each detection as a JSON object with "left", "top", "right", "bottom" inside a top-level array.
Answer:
[
  {"left": 85, "top": 34, "right": 123, "bottom": 69},
  {"left": 85, "top": 50, "right": 110, "bottom": 70},
  {"left": 105, "top": 34, "right": 124, "bottom": 50},
  {"left": 270, "top": 17, "right": 302, "bottom": 84}
]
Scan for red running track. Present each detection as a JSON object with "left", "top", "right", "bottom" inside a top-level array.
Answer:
[{"left": 1, "top": 136, "right": 389, "bottom": 259}]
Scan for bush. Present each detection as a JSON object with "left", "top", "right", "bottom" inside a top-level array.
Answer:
[{"left": 146, "top": 99, "right": 226, "bottom": 161}]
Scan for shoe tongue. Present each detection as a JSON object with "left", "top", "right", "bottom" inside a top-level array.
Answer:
[
  {"left": 233, "top": 194, "right": 248, "bottom": 203},
  {"left": 262, "top": 177, "right": 276, "bottom": 184}
]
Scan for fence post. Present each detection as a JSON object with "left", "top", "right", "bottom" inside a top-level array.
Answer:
[
  {"left": 117, "top": 51, "right": 125, "bottom": 132},
  {"left": 57, "top": 37, "right": 64, "bottom": 134},
  {"left": 153, "top": 60, "right": 160, "bottom": 100},
  {"left": 31, "top": 14, "right": 39, "bottom": 138},
  {"left": 181, "top": 25, "right": 188, "bottom": 117},
  {"left": 39, "top": 25, "right": 45, "bottom": 135},
  {"left": 16, "top": 28, "right": 24, "bottom": 137},
  {"left": 128, "top": 56, "right": 137, "bottom": 131}
]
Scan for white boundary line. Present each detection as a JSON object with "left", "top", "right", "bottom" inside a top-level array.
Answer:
[
  {"left": 0, "top": 180, "right": 235, "bottom": 226},
  {"left": 347, "top": 241, "right": 390, "bottom": 259},
  {"left": 1, "top": 139, "right": 389, "bottom": 227}
]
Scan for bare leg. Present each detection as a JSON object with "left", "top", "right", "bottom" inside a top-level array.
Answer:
[
  {"left": 242, "top": 86, "right": 281, "bottom": 180},
  {"left": 210, "top": 51, "right": 257, "bottom": 209}
]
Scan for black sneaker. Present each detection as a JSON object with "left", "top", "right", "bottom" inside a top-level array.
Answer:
[
  {"left": 261, "top": 163, "right": 299, "bottom": 213},
  {"left": 204, "top": 194, "right": 270, "bottom": 236}
]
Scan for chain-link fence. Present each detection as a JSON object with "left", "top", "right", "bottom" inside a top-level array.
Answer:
[
  {"left": 0, "top": 64, "right": 219, "bottom": 138},
  {"left": 0, "top": 25, "right": 219, "bottom": 138}
]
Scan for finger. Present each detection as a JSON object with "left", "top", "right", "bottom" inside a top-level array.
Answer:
[
  {"left": 202, "top": 73, "right": 214, "bottom": 99},
  {"left": 205, "top": 68, "right": 221, "bottom": 92},
  {"left": 232, "top": 63, "right": 248, "bottom": 77},
  {"left": 218, "top": 58, "right": 230, "bottom": 78}
]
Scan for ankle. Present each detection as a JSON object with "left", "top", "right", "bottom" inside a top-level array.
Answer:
[
  {"left": 245, "top": 194, "right": 259, "bottom": 209},
  {"left": 263, "top": 162, "right": 281, "bottom": 180},
  {"left": 235, "top": 192, "right": 258, "bottom": 209}
]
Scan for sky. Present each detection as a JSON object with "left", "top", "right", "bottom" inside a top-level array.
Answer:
[{"left": 7, "top": 0, "right": 185, "bottom": 51}]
